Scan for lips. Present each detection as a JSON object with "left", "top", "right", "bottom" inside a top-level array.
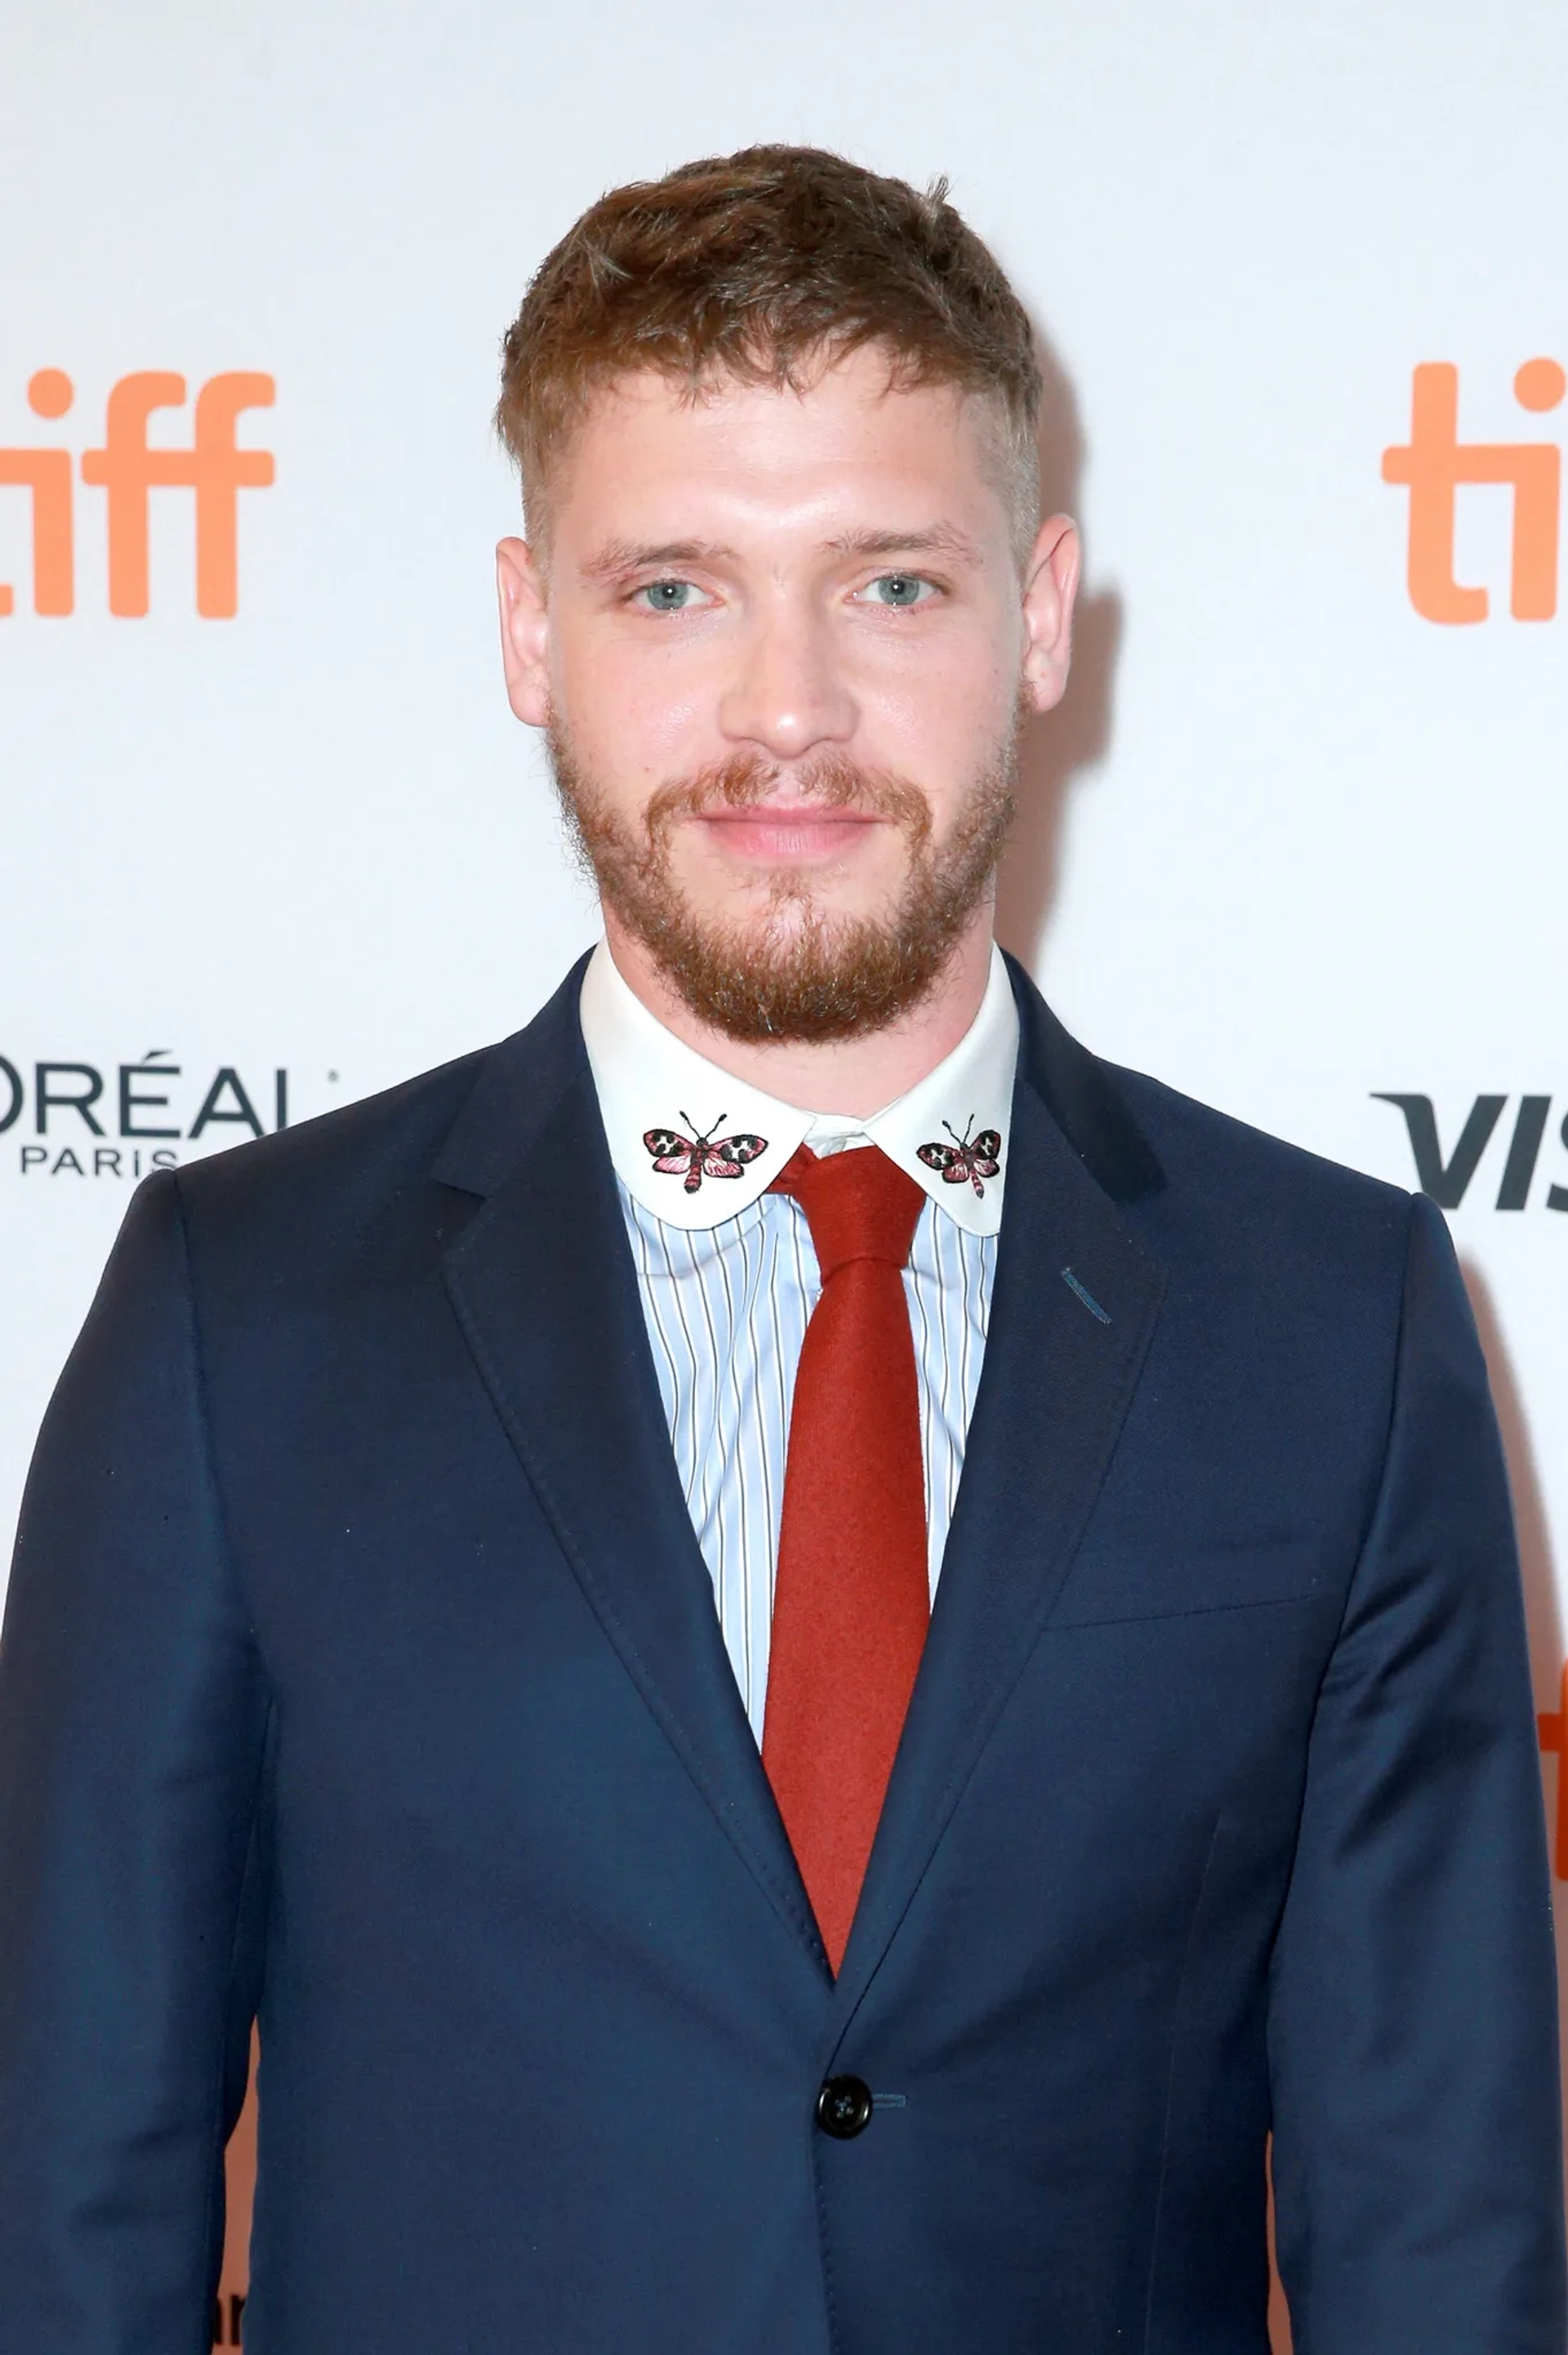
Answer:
[
  {"left": 701, "top": 800, "right": 877, "bottom": 821},
  {"left": 696, "top": 804, "right": 885, "bottom": 860},
  {"left": 638, "top": 748, "right": 932, "bottom": 867}
]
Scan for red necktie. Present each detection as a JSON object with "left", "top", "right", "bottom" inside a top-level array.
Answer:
[{"left": 763, "top": 1144, "right": 929, "bottom": 1972}]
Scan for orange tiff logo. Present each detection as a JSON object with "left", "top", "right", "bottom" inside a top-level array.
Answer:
[
  {"left": 1383, "top": 359, "right": 1564, "bottom": 623},
  {"left": 0, "top": 368, "right": 274, "bottom": 619}
]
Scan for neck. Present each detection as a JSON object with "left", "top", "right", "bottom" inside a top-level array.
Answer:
[{"left": 600, "top": 910, "right": 996, "bottom": 1117}]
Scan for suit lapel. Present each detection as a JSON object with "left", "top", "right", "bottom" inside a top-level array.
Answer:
[
  {"left": 830, "top": 966, "right": 1169, "bottom": 2021},
  {"left": 434, "top": 966, "right": 827, "bottom": 1974}
]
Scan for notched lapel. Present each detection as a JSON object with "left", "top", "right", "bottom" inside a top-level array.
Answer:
[
  {"left": 832, "top": 1029, "right": 1169, "bottom": 2018},
  {"left": 439, "top": 1046, "right": 826, "bottom": 1974}
]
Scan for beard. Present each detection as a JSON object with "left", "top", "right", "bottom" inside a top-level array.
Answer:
[{"left": 546, "top": 723, "right": 1018, "bottom": 1044}]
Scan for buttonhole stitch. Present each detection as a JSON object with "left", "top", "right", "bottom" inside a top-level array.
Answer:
[{"left": 1061, "top": 1268, "right": 1111, "bottom": 1323}]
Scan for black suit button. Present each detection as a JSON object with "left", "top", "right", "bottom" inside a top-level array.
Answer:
[{"left": 817, "top": 2075, "right": 874, "bottom": 2139}]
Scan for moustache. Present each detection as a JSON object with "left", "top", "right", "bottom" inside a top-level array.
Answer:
[{"left": 642, "top": 750, "right": 933, "bottom": 842}]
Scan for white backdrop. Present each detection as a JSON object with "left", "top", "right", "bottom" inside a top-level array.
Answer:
[{"left": 4, "top": 2, "right": 1566, "bottom": 2343}]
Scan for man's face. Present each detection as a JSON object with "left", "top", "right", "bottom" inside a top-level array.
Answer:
[{"left": 497, "top": 343, "right": 1079, "bottom": 1040}]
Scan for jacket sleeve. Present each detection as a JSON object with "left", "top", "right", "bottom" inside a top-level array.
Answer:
[
  {"left": 0, "top": 1171, "right": 270, "bottom": 2354},
  {"left": 1268, "top": 1189, "right": 1566, "bottom": 2351}
]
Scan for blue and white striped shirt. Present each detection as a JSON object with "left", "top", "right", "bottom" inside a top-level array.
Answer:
[
  {"left": 618, "top": 1184, "right": 996, "bottom": 1737},
  {"left": 581, "top": 941, "right": 1018, "bottom": 1744}
]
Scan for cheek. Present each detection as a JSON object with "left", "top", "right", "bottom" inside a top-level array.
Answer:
[
  {"left": 860, "top": 634, "right": 1018, "bottom": 769},
  {"left": 552, "top": 627, "right": 719, "bottom": 779}
]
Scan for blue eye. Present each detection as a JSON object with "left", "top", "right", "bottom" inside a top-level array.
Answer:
[
  {"left": 865, "top": 573, "right": 933, "bottom": 608},
  {"left": 636, "top": 579, "right": 701, "bottom": 612}
]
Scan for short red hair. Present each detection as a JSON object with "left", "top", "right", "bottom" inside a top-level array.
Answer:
[{"left": 497, "top": 145, "right": 1042, "bottom": 548}]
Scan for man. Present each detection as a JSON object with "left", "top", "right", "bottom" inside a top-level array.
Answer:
[{"left": 0, "top": 145, "right": 1561, "bottom": 2354}]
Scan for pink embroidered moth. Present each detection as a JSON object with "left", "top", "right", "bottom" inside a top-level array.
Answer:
[
  {"left": 643, "top": 1113, "right": 769, "bottom": 1195},
  {"left": 917, "top": 1117, "right": 1003, "bottom": 1198}
]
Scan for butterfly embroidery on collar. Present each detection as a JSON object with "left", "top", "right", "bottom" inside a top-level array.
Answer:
[
  {"left": 643, "top": 1113, "right": 769, "bottom": 1196},
  {"left": 917, "top": 1117, "right": 1003, "bottom": 1198}
]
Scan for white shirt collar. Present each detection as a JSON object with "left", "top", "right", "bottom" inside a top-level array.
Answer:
[{"left": 579, "top": 939, "right": 1019, "bottom": 1237}]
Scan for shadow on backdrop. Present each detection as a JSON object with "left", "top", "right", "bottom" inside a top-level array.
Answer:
[
  {"left": 995, "top": 323, "right": 1124, "bottom": 967},
  {"left": 1460, "top": 1259, "right": 1564, "bottom": 1712},
  {"left": 1457, "top": 1258, "right": 1568, "bottom": 2146}
]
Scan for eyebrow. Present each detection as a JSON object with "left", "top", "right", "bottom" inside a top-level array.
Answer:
[
  {"left": 577, "top": 522, "right": 985, "bottom": 585},
  {"left": 821, "top": 524, "right": 984, "bottom": 566},
  {"left": 578, "top": 538, "right": 735, "bottom": 584}
]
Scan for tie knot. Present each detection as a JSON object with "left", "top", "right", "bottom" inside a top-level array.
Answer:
[{"left": 770, "top": 1144, "right": 925, "bottom": 1278}]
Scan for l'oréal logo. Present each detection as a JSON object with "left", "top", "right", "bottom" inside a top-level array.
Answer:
[
  {"left": 1374, "top": 1094, "right": 1568, "bottom": 1211},
  {"left": 1, "top": 1052, "right": 332, "bottom": 1179}
]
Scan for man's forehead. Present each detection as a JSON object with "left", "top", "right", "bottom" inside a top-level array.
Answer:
[{"left": 546, "top": 357, "right": 1009, "bottom": 548}]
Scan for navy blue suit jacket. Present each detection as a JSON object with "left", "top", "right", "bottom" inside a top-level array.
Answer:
[{"left": 1, "top": 957, "right": 1562, "bottom": 2353}]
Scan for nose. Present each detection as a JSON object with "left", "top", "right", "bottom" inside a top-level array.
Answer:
[{"left": 716, "top": 599, "right": 858, "bottom": 763}]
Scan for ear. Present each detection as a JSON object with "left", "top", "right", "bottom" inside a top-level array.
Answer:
[
  {"left": 1019, "top": 515, "right": 1081, "bottom": 716},
  {"left": 496, "top": 536, "right": 551, "bottom": 726}
]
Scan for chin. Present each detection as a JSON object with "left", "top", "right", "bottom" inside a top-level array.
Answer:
[
  {"left": 715, "top": 888, "right": 881, "bottom": 949},
  {"left": 704, "top": 858, "right": 900, "bottom": 920}
]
